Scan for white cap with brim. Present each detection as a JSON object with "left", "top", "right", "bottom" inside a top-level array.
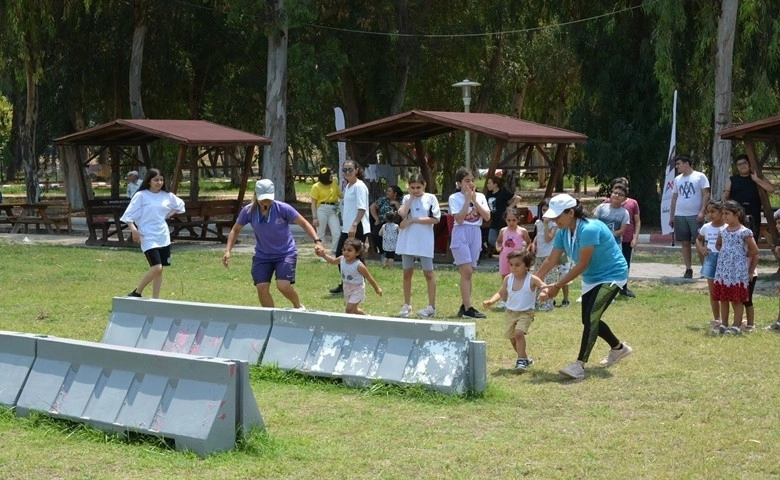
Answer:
[
  {"left": 255, "top": 179, "right": 275, "bottom": 201},
  {"left": 542, "top": 193, "right": 578, "bottom": 218},
  {"left": 127, "top": 170, "right": 139, "bottom": 178}
]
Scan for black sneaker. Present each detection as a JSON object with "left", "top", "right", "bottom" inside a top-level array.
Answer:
[
  {"left": 683, "top": 269, "right": 693, "bottom": 279},
  {"left": 457, "top": 304, "right": 466, "bottom": 317},
  {"left": 621, "top": 288, "right": 636, "bottom": 298},
  {"left": 462, "top": 306, "right": 486, "bottom": 319},
  {"left": 515, "top": 358, "right": 534, "bottom": 371},
  {"left": 329, "top": 284, "right": 343, "bottom": 294},
  {"left": 128, "top": 290, "right": 142, "bottom": 297}
]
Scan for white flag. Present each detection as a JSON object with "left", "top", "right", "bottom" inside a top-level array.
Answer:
[
  {"left": 334, "top": 107, "right": 347, "bottom": 191},
  {"left": 660, "top": 90, "right": 678, "bottom": 235}
]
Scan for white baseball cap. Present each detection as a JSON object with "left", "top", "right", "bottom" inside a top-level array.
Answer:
[
  {"left": 255, "top": 179, "right": 275, "bottom": 201},
  {"left": 543, "top": 193, "right": 578, "bottom": 218},
  {"left": 126, "top": 170, "right": 139, "bottom": 178}
]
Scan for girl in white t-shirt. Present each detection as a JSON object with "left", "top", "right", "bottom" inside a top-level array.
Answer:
[
  {"left": 695, "top": 201, "right": 724, "bottom": 332},
  {"left": 448, "top": 168, "right": 491, "bottom": 319},
  {"left": 121, "top": 168, "right": 186, "bottom": 299},
  {"left": 395, "top": 174, "right": 441, "bottom": 318}
]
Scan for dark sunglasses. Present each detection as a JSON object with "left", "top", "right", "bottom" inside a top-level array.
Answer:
[{"left": 342, "top": 167, "right": 355, "bottom": 173}]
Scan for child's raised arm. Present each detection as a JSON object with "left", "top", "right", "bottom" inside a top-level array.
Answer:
[{"left": 317, "top": 250, "right": 341, "bottom": 265}]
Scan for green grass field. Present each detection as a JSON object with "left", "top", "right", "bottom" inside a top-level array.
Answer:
[{"left": 0, "top": 241, "right": 778, "bottom": 479}]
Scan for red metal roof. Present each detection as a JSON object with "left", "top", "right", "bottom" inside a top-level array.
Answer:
[
  {"left": 719, "top": 115, "right": 780, "bottom": 142},
  {"left": 326, "top": 110, "right": 587, "bottom": 144},
  {"left": 54, "top": 119, "right": 271, "bottom": 147}
]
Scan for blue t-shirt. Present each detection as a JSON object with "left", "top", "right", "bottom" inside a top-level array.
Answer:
[
  {"left": 237, "top": 201, "right": 299, "bottom": 257},
  {"left": 552, "top": 218, "right": 627, "bottom": 285}
]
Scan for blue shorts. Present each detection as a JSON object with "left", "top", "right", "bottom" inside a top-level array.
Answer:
[
  {"left": 700, "top": 252, "right": 718, "bottom": 279},
  {"left": 251, "top": 253, "right": 297, "bottom": 285}
]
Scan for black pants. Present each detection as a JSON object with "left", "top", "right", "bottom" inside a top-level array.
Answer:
[{"left": 578, "top": 284, "right": 622, "bottom": 362}]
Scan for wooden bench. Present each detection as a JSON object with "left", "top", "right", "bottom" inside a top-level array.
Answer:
[
  {"left": 168, "top": 199, "right": 240, "bottom": 243},
  {"left": 7, "top": 202, "right": 72, "bottom": 234},
  {"left": 85, "top": 198, "right": 131, "bottom": 246},
  {"left": 0, "top": 204, "right": 18, "bottom": 229}
]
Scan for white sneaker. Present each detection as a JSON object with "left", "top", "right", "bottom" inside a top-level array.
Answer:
[
  {"left": 495, "top": 301, "right": 506, "bottom": 310},
  {"left": 397, "top": 304, "right": 412, "bottom": 318},
  {"left": 559, "top": 361, "right": 585, "bottom": 380},
  {"left": 599, "top": 343, "right": 633, "bottom": 366},
  {"left": 417, "top": 305, "right": 436, "bottom": 318}
]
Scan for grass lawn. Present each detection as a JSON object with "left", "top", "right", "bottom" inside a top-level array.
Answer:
[{"left": 0, "top": 240, "right": 778, "bottom": 479}]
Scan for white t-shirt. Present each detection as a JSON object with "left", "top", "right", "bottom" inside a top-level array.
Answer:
[
  {"left": 534, "top": 219, "right": 554, "bottom": 258},
  {"left": 699, "top": 222, "right": 724, "bottom": 252},
  {"left": 396, "top": 192, "right": 441, "bottom": 258},
  {"left": 674, "top": 171, "right": 710, "bottom": 216},
  {"left": 448, "top": 191, "right": 488, "bottom": 227},
  {"left": 120, "top": 189, "right": 186, "bottom": 252},
  {"left": 341, "top": 179, "right": 370, "bottom": 234}
]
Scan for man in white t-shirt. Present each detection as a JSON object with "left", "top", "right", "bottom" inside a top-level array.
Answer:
[{"left": 668, "top": 155, "right": 710, "bottom": 278}]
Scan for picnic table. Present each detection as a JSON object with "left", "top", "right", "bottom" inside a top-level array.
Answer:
[{"left": 1, "top": 202, "right": 72, "bottom": 234}]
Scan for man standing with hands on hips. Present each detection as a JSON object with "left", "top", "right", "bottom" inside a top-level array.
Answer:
[{"left": 669, "top": 155, "right": 710, "bottom": 278}]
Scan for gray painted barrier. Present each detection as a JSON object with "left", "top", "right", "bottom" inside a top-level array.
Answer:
[
  {"left": 15, "top": 336, "right": 264, "bottom": 457},
  {"left": 102, "top": 297, "right": 272, "bottom": 364},
  {"left": 103, "top": 299, "right": 488, "bottom": 395},
  {"left": 0, "top": 332, "right": 39, "bottom": 408},
  {"left": 263, "top": 309, "right": 485, "bottom": 395}
]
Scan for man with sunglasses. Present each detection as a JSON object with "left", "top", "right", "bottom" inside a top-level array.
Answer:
[{"left": 328, "top": 160, "right": 370, "bottom": 294}]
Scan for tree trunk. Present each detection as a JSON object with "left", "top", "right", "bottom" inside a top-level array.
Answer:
[
  {"left": 263, "top": 0, "right": 289, "bottom": 201},
  {"left": 22, "top": 69, "right": 40, "bottom": 204},
  {"left": 129, "top": 0, "right": 147, "bottom": 120},
  {"left": 711, "top": 0, "right": 738, "bottom": 200}
]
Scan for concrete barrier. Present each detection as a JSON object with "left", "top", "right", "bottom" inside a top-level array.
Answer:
[
  {"left": 102, "top": 297, "right": 272, "bottom": 364},
  {"left": 15, "top": 336, "right": 264, "bottom": 457},
  {"left": 0, "top": 331, "right": 39, "bottom": 408},
  {"left": 262, "top": 309, "right": 485, "bottom": 395}
]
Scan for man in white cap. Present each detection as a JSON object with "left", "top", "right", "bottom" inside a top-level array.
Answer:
[
  {"left": 126, "top": 170, "right": 142, "bottom": 198},
  {"left": 222, "top": 179, "right": 324, "bottom": 308}
]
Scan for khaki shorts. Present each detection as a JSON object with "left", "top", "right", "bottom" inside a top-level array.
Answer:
[{"left": 504, "top": 309, "right": 534, "bottom": 337}]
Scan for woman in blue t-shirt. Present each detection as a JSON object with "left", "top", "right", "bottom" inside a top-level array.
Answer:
[{"left": 535, "top": 194, "right": 633, "bottom": 381}]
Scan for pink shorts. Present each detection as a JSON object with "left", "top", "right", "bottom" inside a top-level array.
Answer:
[{"left": 343, "top": 282, "right": 366, "bottom": 305}]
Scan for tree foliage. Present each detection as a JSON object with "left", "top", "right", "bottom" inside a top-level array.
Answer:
[{"left": 0, "top": 0, "right": 779, "bottom": 226}]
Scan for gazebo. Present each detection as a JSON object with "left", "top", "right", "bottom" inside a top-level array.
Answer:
[
  {"left": 326, "top": 110, "right": 587, "bottom": 198},
  {"left": 719, "top": 115, "right": 780, "bottom": 248},
  {"left": 55, "top": 119, "right": 270, "bottom": 246}
]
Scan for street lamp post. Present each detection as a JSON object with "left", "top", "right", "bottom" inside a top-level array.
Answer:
[{"left": 452, "top": 79, "right": 481, "bottom": 169}]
